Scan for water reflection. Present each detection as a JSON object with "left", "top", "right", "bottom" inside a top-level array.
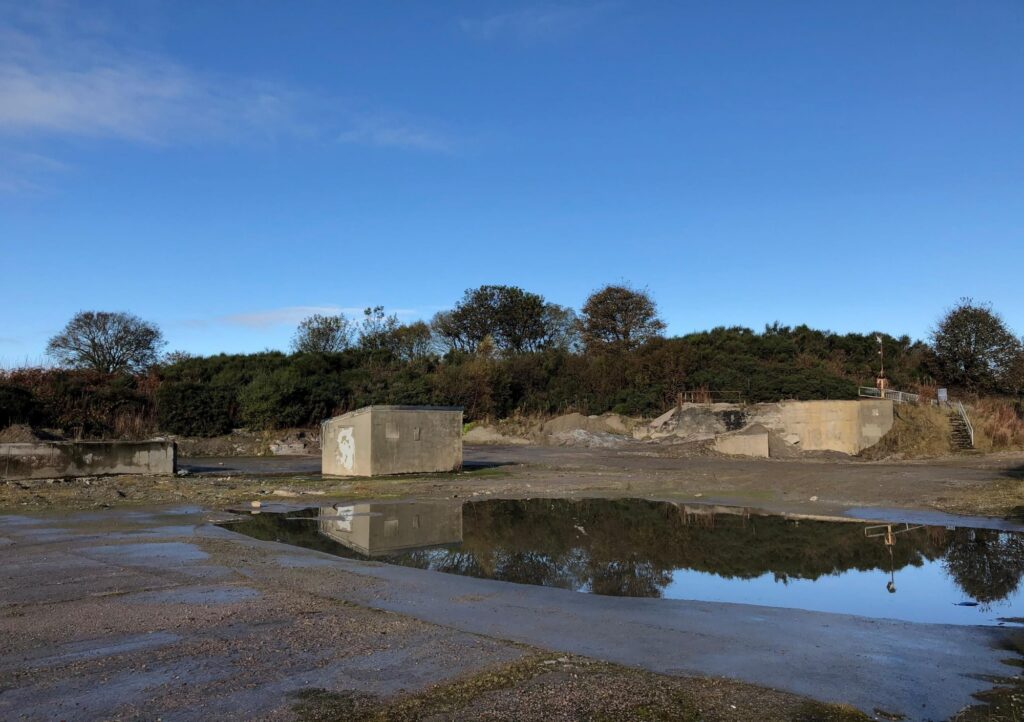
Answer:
[
  {"left": 318, "top": 502, "right": 462, "bottom": 557},
  {"left": 226, "top": 498, "right": 1024, "bottom": 625}
]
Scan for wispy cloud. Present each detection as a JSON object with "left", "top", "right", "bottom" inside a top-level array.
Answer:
[
  {"left": 338, "top": 119, "right": 454, "bottom": 153},
  {"left": 0, "top": 8, "right": 313, "bottom": 145},
  {"left": 0, "top": 148, "right": 66, "bottom": 192},
  {"left": 221, "top": 306, "right": 353, "bottom": 329},
  {"left": 181, "top": 306, "right": 424, "bottom": 330},
  {"left": 459, "top": 3, "right": 616, "bottom": 42},
  {"left": 0, "top": 1, "right": 461, "bottom": 187}
]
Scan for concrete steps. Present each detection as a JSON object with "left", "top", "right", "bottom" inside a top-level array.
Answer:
[{"left": 949, "top": 414, "right": 974, "bottom": 450}]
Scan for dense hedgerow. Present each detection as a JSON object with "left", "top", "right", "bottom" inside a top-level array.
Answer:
[{"left": 0, "top": 325, "right": 946, "bottom": 437}]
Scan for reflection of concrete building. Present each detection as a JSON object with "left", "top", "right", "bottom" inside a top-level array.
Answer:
[
  {"left": 321, "top": 405, "right": 463, "bottom": 477},
  {"left": 318, "top": 502, "right": 463, "bottom": 556}
]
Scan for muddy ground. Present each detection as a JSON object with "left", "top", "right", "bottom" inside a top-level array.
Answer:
[
  {"left": 1, "top": 508, "right": 881, "bottom": 722},
  {"left": 3, "top": 446, "right": 1024, "bottom": 720},
  {"left": 3, "top": 444, "right": 1024, "bottom": 520}
]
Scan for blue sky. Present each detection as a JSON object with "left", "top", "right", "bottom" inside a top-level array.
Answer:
[{"left": 1, "top": 0, "right": 1022, "bottom": 365}]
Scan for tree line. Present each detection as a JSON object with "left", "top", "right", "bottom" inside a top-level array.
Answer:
[{"left": 2, "top": 286, "right": 1022, "bottom": 438}]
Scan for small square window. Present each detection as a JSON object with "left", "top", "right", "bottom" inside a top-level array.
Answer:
[{"left": 385, "top": 422, "right": 400, "bottom": 440}]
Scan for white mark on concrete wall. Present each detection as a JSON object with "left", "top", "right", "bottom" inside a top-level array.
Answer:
[{"left": 336, "top": 427, "right": 355, "bottom": 471}]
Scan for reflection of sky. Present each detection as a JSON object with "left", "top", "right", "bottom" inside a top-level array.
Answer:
[{"left": 665, "top": 562, "right": 1024, "bottom": 626}]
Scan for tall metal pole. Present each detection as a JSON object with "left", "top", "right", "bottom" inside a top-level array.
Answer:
[{"left": 877, "top": 335, "right": 885, "bottom": 379}]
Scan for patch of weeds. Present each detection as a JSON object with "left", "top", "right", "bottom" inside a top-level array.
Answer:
[
  {"left": 608, "top": 690, "right": 700, "bottom": 721},
  {"left": 290, "top": 688, "right": 382, "bottom": 721},
  {"left": 791, "top": 701, "right": 872, "bottom": 721},
  {"left": 952, "top": 630, "right": 1024, "bottom": 722},
  {"left": 378, "top": 654, "right": 558, "bottom": 720},
  {"left": 459, "top": 466, "right": 511, "bottom": 479}
]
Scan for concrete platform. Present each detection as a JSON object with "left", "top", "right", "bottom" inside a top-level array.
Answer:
[{"left": 0, "top": 506, "right": 1018, "bottom": 720}]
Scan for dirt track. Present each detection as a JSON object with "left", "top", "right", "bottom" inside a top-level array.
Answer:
[{"left": 3, "top": 444, "right": 1023, "bottom": 520}]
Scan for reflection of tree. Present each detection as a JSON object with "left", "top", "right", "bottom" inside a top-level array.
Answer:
[
  {"left": 226, "top": 500, "right": 972, "bottom": 601},
  {"left": 589, "top": 560, "right": 671, "bottom": 597},
  {"left": 943, "top": 530, "right": 1024, "bottom": 605}
]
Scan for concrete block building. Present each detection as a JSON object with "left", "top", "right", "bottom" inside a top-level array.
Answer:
[{"left": 321, "top": 405, "right": 463, "bottom": 477}]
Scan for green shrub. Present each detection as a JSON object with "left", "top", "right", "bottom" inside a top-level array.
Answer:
[
  {"left": 0, "top": 384, "right": 38, "bottom": 427},
  {"left": 156, "top": 382, "right": 236, "bottom": 437}
]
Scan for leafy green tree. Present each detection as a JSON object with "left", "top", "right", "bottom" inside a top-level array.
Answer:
[
  {"left": 579, "top": 285, "right": 665, "bottom": 352},
  {"left": 432, "top": 285, "right": 573, "bottom": 354},
  {"left": 47, "top": 311, "right": 165, "bottom": 374},
  {"left": 292, "top": 313, "right": 353, "bottom": 353},
  {"left": 931, "top": 298, "right": 1021, "bottom": 392}
]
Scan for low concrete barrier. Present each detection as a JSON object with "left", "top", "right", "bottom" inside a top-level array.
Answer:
[{"left": 0, "top": 441, "right": 176, "bottom": 480}]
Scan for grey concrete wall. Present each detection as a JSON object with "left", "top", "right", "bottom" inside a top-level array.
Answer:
[
  {"left": 714, "top": 429, "right": 770, "bottom": 458},
  {"left": 322, "top": 406, "right": 463, "bottom": 477},
  {"left": 748, "top": 400, "right": 893, "bottom": 454},
  {"left": 321, "top": 407, "right": 374, "bottom": 476},
  {"left": 644, "top": 399, "right": 895, "bottom": 456},
  {"left": 0, "top": 441, "right": 176, "bottom": 480}
]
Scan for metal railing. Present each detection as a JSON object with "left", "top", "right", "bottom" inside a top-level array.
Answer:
[
  {"left": 955, "top": 400, "right": 974, "bottom": 448},
  {"left": 858, "top": 386, "right": 975, "bottom": 448},
  {"left": 857, "top": 387, "right": 920, "bottom": 405},
  {"left": 677, "top": 390, "right": 745, "bottom": 405}
]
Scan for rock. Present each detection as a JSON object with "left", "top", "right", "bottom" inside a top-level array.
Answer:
[{"left": 272, "top": 489, "right": 299, "bottom": 498}]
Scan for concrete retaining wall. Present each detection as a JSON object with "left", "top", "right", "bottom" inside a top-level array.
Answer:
[
  {"left": 714, "top": 428, "right": 771, "bottom": 458},
  {"left": 747, "top": 400, "right": 893, "bottom": 455},
  {"left": 0, "top": 441, "right": 176, "bottom": 480},
  {"left": 645, "top": 399, "right": 894, "bottom": 456}
]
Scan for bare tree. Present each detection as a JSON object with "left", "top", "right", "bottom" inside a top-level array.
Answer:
[
  {"left": 292, "top": 313, "right": 354, "bottom": 353},
  {"left": 47, "top": 311, "right": 165, "bottom": 373},
  {"left": 578, "top": 285, "right": 666, "bottom": 351}
]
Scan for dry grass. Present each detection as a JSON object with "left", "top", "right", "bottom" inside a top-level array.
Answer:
[
  {"left": 971, "top": 398, "right": 1024, "bottom": 452},
  {"left": 861, "top": 403, "right": 953, "bottom": 459}
]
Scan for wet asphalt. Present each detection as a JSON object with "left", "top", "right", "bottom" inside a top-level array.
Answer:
[{"left": 1, "top": 505, "right": 1019, "bottom": 721}]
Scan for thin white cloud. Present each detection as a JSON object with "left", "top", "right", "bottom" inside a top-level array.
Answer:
[
  {"left": 460, "top": 3, "right": 616, "bottom": 42},
  {"left": 0, "top": 2, "right": 459, "bottom": 164},
  {"left": 221, "top": 306, "right": 352, "bottom": 329},
  {"left": 181, "top": 306, "right": 424, "bottom": 329},
  {"left": 0, "top": 29, "right": 311, "bottom": 145},
  {"left": 338, "top": 120, "right": 454, "bottom": 153},
  {"left": 0, "top": 148, "right": 67, "bottom": 192}
]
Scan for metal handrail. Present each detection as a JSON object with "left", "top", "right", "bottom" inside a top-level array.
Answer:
[
  {"left": 955, "top": 400, "right": 974, "bottom": 448},
  {"left": 857, "top": 387, "right": 920, "bottom": 405}
]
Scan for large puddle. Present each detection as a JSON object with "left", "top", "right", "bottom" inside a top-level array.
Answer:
[{"left": 224, "top": 498, "right": 1024, "bottom": 626}]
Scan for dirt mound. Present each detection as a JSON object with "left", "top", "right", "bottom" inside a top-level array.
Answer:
[
  {"left": 172, "top": 429, "right": 320, "bottom": 457},
  {"left": 0, "top": 425, "right": 63, "bottom": 443},
  {"left": 463, "top": 425, "right": 532, "bottom": 445},
  {"left": 541, "top": 413, "right": 635, "bottom": 437},
  {"left": 548, "top": 429, "right": 628, "bottom": 448}
]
